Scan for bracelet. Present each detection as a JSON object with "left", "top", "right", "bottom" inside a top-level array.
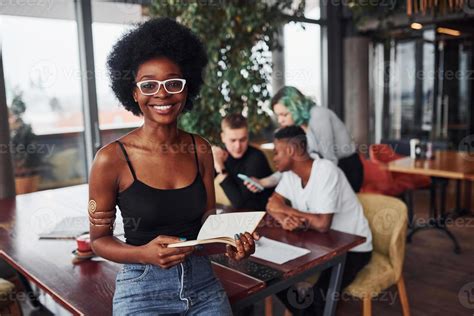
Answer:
[{"left": 89, "top": 216, "right": 115, "bottom": 230}]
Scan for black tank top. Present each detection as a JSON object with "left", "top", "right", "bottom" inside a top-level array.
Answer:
[{"left": 115, "top": 134, "right": 206, "bottom": 246}]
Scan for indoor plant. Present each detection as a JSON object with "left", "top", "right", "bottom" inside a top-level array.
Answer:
[
  {"left": 149, "top": 1, "right": 306, "bottom": 143},
  {"left": 9, "top": 92, "right": 43, "bottom": 193}
]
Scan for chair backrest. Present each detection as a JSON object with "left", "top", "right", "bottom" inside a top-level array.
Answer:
[
  {"left": 357, "top": 194, "right": 408, "bottom": 280},
  {"left": 369, "top": 144, "right": 403, "bottom": 164},
  {"left": 359, "top": 154, "right": 394, "bottom": 195},
  {"left": 214, "top": 178, "right": 232, "bottom": 206},
  {"left": 0, "top": 278, "right": 15, "bottom": 296}
]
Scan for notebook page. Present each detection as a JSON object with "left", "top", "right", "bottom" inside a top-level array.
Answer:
[
  {"left": 251, "top": 237, "right": 311, "bottom": 264},
  {"left": 197, "top": 212, "right": 265, "bottom": 240}
]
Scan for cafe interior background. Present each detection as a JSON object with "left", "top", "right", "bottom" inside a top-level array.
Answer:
[{"left": 0, "top": 0, "right": 473, "bottom": 315}]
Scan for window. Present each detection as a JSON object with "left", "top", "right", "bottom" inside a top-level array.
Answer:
[
  {"left": 1, "top": 1, "right": 88, "bottom": 190},
  {"left": 282, "top": 0, "right": 323, "bottom": 106},
  {"left": 2, "top": 15, "right": 83, "bottom": 134},
  {"left": 91, "top": 1, "right": 146, "bottom": 142},
  {"left": 284, "top": 22, "right": 322, "bottom": 106}
]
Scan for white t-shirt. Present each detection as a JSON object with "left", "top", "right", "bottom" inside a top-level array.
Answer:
[{"left": 275, "top": 158, "right": 372, "bottom": 252}]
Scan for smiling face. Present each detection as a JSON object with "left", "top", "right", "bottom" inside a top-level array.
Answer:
[
  {"left": 133, "top": 57, "right": 187, "bottom": 125},
  {"left": 273, "top": 103, "right": 295, "bottom": 127},
  {"left": 221, "top": 127, "right": 249, "bottom": 159}
]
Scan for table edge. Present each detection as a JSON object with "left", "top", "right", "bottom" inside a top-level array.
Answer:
[{"left": 0, "top": 250, "right": 84, "bottom": 316}]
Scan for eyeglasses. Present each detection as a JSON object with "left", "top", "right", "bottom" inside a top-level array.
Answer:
[{"left": 135, "top": 79, "right": 187, "bottom": 95}]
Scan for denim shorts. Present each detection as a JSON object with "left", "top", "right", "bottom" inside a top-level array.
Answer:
[{"left": 113, "top": 254, "right": 232, "bottom": 315}]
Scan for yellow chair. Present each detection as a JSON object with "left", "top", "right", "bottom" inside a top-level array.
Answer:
[
  {"left": 214, "top": 178, "right": 232, "bottom": 206},
  {"left": 345, "top": 194, "right": 410, "bottom": 316},
  {"left": 0, "top": 278, "right": 22, "bottom": 316}
]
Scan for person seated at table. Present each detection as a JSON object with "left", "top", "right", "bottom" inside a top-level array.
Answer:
[
  {"left": 266, "top": 126, "right": 372, "bottom": 316},
  {"left": 87, "top": 18, "right": 258, "bottom": 315},
  {"left": 246, "top": 86, "right": 363, "bottom": 193},
  {"left": 212, "top": 113, "right": 274, "bottom": 210}
]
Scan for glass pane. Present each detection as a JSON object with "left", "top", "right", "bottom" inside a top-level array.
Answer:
[
  {"left": 389, "top": 41, "right": 416, "bottom": 138},
  {"left": 92, "top": 1, "right": 145, "bottom": 136},
  {"left": 421, "top": 42, "right": 435, "bottom": 132},
  {"left": 370, "top": 42, "right": 385, "bottom": 143},
  {"left": 305, "top": 0, "right": 321, "bottom": 20},
  {"left": 1, "top": 3, "right": 87, "bottom": 191},
  {"left": 284, "top": 22, "right": 322, "bottom": 106}
]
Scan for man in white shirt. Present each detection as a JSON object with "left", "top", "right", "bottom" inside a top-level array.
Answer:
[{"left": 266, "top": 126, "right": 372, "bottom": 316}]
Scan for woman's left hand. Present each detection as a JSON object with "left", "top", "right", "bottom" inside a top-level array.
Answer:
[{"left": 225, "top": 231, "right": 260, "bottom": 261}]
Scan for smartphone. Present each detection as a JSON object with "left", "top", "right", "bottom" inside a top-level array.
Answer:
[{"left": 237, "top": 173, "right": 265, "bottom": 191}]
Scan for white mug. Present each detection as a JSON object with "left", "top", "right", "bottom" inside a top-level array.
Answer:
[{"left": 410, "top": 139, "right": 420, "bottom": 159}]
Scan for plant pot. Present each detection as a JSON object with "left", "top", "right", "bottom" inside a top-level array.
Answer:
[{"left": 15, "top": 175, "right": 40, "bottom": 194}]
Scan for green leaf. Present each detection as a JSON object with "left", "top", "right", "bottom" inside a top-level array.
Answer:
[{"left": 149, "top": 0, "right": 304, "bottom": 144}]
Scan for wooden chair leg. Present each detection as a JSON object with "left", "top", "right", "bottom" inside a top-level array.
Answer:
[
  {"left": 265, "top": 296, "right": 273, "bottom": 316},
  {"left": 363, "top": 296, "right": 372, "bottom": 316},
  {"left": 0, "top": 299, "right": 22, "bottom": 316},
  {"left": 397, "top": 276, "right": 410, "bottom": 316},
  {"left": 9, "top": 299, "right": 23, "bottom": 316}
]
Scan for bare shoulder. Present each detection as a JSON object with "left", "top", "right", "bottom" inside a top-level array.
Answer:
[
  {"left": 93, "top": 141, "right": 123, "bottom": 167},
  {"left": 93, "top": 127, "right": 140, "bottom": 167},
  {"left": 189, "top": 133, "right": 212, "bottom": 155},
  {"left": 90, "top": 141, "right": 128, "bottom": 184}
]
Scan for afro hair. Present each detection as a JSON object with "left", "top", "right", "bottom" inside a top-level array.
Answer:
[{"left": 107, "top": 18, "right": 208, "bottom": 116}]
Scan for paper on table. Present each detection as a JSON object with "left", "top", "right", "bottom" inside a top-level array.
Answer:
[
  {"left": 38, "top": 216, "right": 125, "bottom": 239},
  {"left": 251, "top": 237, "right": 311, "bottom": 264}
]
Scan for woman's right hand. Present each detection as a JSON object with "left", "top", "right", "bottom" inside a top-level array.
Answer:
[
  {"left": 243, "top": 177, "right": 264, "bottom": 193},
  {"left": 139, "top": 235, "right": 195, "bottom": 269}
]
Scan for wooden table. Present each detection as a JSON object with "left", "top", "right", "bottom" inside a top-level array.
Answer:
[
  {"left": 0, "top": 185, "right": 365, "bottom": 315},
  {"left": 388, "top": 150, "right": 474, "bottom": 253},
  {"left": 388, "top": 150, "right": 474, "bottom": 180}
]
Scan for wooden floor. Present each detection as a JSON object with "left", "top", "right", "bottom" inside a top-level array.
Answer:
[
  {"left": 338, "top": 190, "right": 474, "bottom": 316},
  {"left": 17, "top": 188, "right": 474, "bottom": 316}
]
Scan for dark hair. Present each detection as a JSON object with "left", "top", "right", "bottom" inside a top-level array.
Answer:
[
  {"left": 107, "top": 18, "right": 208, "bottom": 116},
  {"left": 274, "top": 126, "right": 307, "bottom": 153},
  {"left": 221, "top": 113, "right": 248, "bottom": 130}
]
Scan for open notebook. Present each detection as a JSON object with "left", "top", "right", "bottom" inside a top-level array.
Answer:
[
  {"left": 38, "top": 216, "right": 124, "bottom": 239},
  {"left": 168, "top": 212, "right": 265, "bottom": 248}
]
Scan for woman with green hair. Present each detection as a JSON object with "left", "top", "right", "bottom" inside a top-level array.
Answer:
[{"left": 246, "top": 86, "right": 363, "bottom": 192}]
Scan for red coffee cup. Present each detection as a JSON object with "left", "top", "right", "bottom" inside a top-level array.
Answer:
[{"left": 76, "top": 234, "right": 91, "bottom": 252}]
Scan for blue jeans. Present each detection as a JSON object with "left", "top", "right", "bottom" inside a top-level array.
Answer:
[{"left": 113, "top": 255, "right": 232, "bottom": 315}]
